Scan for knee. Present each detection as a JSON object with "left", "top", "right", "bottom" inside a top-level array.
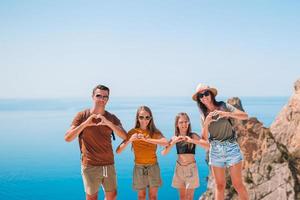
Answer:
[
  {"left": 105, "top": 191, "right": 117, "bottom": 200},
  {"left": 86, "top": 192, "right": 98, "bottom": 200},
  {"left": 232, "top": 181, "right": 245, "bottom": 191},
  {"left": 111, "top": 191, "right": 117, "bottom": 200},
  {"left": 186, "top": 194, "right": 193, "bottom": 200},
  {"left": 138, "top": 192, "right": 146, "bottom": 200},
  {"left": 179, "top": 194, "right": 185, "bottom": 200},
  {"left": 149, "top": 193, "right": 157, "bottom": 200},
  {"left": 215, "top": 182, "right": 226, "bottom": 191}
]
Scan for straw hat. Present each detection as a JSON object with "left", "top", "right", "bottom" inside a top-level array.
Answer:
[{"left": 192, "top": 83, "right": 218, "bottom": 101}]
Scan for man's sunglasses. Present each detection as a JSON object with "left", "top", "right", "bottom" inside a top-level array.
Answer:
[
  {"left": 198, "top": 91, "right": 210, "bottom": 99},
  {"left": 138, "top": 115, "right": 152, "bottom": 120},
  {"left": 95, "top": 94, "right": 109, "bottom": 100}
]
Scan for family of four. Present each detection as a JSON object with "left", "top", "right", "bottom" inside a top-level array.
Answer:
[{"left": 65, "top": 84, "right": 249, "bottom": 200}]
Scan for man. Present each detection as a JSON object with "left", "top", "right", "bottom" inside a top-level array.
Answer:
[{"left": 65, "top": 84, "right": 127, "bottom": 200}]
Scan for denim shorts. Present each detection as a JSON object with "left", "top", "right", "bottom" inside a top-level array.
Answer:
[{"left": 209, "top": 140, "right": 243, "bottom": 168}]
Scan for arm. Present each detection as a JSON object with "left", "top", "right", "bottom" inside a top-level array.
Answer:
[
  {"left": 161, "top": 136, "right": 182, "bottom": 155},
  {"left": 226, "top": 109, "right": 248, "bottom": 120},
  {"left": 64, "top": 114, "right": 97, "bottom": 142},
  {"left": 107, "top": 122, "right": 127, "bottom": 140},
  {"left": 98, "top": 115, "right": 127, "bottom": 140},
  {"left": 201, "top": 123, "right": 209, "bottom": 141},
  {"left": 116, "top": 140, "right": 129, "bottom": 154},
  {"left": 186, "top": 134, "right": 210, "bottom": 150},
  {"left": 217, "top": 104, "right": 248, "bottom": 120},
  {"left": 201, "top": 112, "right": 214, "bottom": 141},
  {"left": 116, "top": 133, "right": 138, "bottom": 154},
  {"left": 141, "top": 133, "right": 169, "bottom": 147}
]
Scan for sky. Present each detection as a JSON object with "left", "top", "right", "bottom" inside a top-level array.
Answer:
[{"left": 0, "top": 0, "right": 299, "bottom": 98}]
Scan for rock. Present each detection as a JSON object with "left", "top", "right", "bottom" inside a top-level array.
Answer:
[
  {"left": 227, "top": 97, "right": 245, "bottom": 112},
  {"left": 294, "top": 79, "right": 300, "bottom": 94},
  {"left": 199, "top": 79, "right": 300, "bottom": 200},
  {"left": 270, "top": 79, "right": 300, "bottom": 158}
]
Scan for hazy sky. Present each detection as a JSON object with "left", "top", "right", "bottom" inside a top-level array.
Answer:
[{"left": 1, "top": 1, "right": 299, "bottom": 98}]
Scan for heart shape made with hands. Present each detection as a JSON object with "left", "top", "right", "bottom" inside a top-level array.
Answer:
[
  {"left": 95, "top": 114, "right": 104, "bottom": 119},
  {"left": 212, "top": 114, "right": 221, "bottom": 121},
  {"left": 90, "top": 114, "right": 107, "bottom": 126},
  {"left": 211, "top": 111, "right": 223, "bottom": 122},
  {"left": 133, "top": 133, "right": 150, "bottom": 141},
  {"left": 137, "top": 133, "right": 144, "bottom": 139},
  {"left": 177, "top": 135, "right": 189, "bottom": 141}
]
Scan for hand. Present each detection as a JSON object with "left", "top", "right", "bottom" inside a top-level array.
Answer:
[
  {"left": 139, "top": 134, "right": 149, "bottom": 142},
  {"left": 216, "top": 110, "right": 230, "bottom": 119},
  {"left": 185, "top": 136, "right": 194, "bottom": 143},
  {"left": 84, "top": 114, "right": 99, "bottom": 127},
  {"left": 204, "top": 112, "right": 216, "bottom": 126},
  {"left": 96, "top": 114, "right": 111, "bottom": 127},
  {"left": 170, "top": 136, "right": 184, "bottom": 145},
  {"left": 129, "top": 133, "right": 139, "bottom": 142},
  {"left": 178, "top": 135, "right": 187, "bottom": 141},
  {"left": 137, "top": 133, "right": 145, "bottom": 140},
  {"left": 170, "top": 136, "right": 178, "bottom": 145},
  {"left": 129, "top": 132, "right": 147, "bottom": 142}
]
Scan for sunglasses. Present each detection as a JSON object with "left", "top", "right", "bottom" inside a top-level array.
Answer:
[
  {"left": 178, "top": 120, "right": 190, "bottom": 125},
  {"left": 95, "top": 94, "right": 109, "bottom": 100},
  {"left": 198, "top": 90, "right": 210, "bottom": 99},
  {"left": 138, "top": 115, "right": 151, "bottom": 120}
]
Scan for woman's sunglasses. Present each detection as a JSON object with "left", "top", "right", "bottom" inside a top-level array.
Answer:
[
  {"left": 138, "top": 115, "right": 152, "bottom": 120},
  {"left": 198, "top": 90, "right": 210, "bottom": 99}
]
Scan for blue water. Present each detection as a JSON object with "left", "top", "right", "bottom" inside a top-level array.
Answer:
[{"left": 0, "top": 96, "right": 288, "bottom": 200}]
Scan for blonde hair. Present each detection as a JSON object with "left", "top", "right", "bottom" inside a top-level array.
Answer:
[
  {"left": 174, "top": 112, "right": 192, "bottom": 136},
  {"left": 174, "top": 112, "right": 194, "bottom": 150}
]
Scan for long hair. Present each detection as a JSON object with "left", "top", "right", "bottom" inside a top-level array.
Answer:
[
  {"left": 174, "top": 113, "right": 192, "bottom": 137},
  {"left": 134, "top": 106, "right": 162, "bottom": 138},
  {"left": 174, "top": 112, "right": 194, "bottom": 150},
  {"left": 196, "top": 90, "right": 221, "bottom": 120}
]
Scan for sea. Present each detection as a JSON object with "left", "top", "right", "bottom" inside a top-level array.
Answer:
[{"left": 0, "top": 96, "right": 288, "bottom": 200}]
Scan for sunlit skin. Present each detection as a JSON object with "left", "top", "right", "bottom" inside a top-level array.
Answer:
[
  {"left": 64, "top": 88, "right": 127, "bottom": 200},
  {"left": 161, "top": 115, "right": 209, "bottom": 200},
  {"left": 199, "top": 90, "right": 249, "bottom": 200},
  {"left": 116, "top": 109, "right": 168, "bottom": 200},
  {"left": 136, "top": 110, "right": 158, "bottom": 200},
  {"left": 138, "top": 110, "right": 151, "bottom": 130},
  {"left": 65, "top": 89, "right": 126, "bottom": 142},
  {"left": 174, "top": 116, "right": 196, "bottom": 200},
  {"left": 93, "top": 89, "right": 110, "bottom": 108},
  {"left": 175, "top": 116, "right": 196, "bottom": 165}
]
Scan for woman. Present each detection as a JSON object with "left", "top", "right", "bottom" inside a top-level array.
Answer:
[
  {"left": 192, "top": 83, "right": 249, "bottom": 200},
  {"left": 116, "top": 106, "right": 168, "bottom": 200},
  {"left": 161, "top": 112, "right": 209, "bottom": 200}
]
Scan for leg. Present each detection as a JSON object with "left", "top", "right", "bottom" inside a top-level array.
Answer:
[
  {"left": 184, "top": 163, "right": 198, "bottom": 200},
  {"left": 133, "top": 165, "right": 148, "bottom": 200},
  {"left": 229, "top": 162, "right": 249, "bottom": 200},
  {"left": 185, "top": 189, "right": 195, "bottom": 200},
  {"left": 149, "top": 187, "right": 158, "bottom": 200},
  {"left": 148, "top": 163, "right": 161, "bottom": 200},
  {"left": 104, "top": 190, "right": 117, "bottom": 200},
  {"left": 211, "top": 166, "right": 226, "bottom": 200},
  {"left": 178, "top": 188, "right": 186, "bottom": 200},
  {"left": 137, "top": 189, "right": 146, "bottom": 200},
  {"left": 86, "top": 192, "right": 98, "bottom": 200},
  {"left": 102, "top": 165, "right": 117, "bottom": 200},
  {"left": 81, "top": 165, "right": 101, "bottom": 200},
  {"left": 178, "top": 188, "right": 195, "bottom": 200}
]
